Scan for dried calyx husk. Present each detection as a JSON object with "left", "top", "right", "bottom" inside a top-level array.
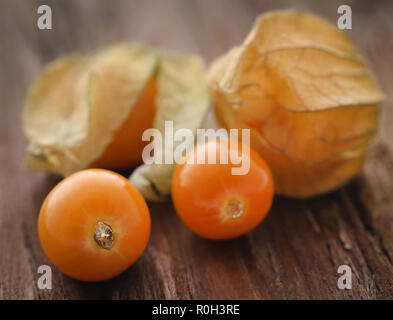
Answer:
[
  {"left": 208, "top": 10, "right": 384, "bottom": 198},
  {"left": 130, "top": 52, "right": 210, "bottom": 201},
  {"left": 23, "top": 43, "right": 209, "bottom": 201}
]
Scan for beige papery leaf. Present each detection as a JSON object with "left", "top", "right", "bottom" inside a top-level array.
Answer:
[
  {"left": 130, "top": 53, "right": 209, "bottom": 201},
  {"left": 23, "top": 43, "right": 209, "bottom": 202},
  {"left": 208, "top": 11, "right": 383, "bottom": 197}
]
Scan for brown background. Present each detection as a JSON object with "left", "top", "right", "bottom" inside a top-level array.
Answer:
[{"left": 0, "top": 0, "right": 392, "bottom": 299}]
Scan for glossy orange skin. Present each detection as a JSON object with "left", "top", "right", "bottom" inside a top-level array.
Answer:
[
  {"left": 94, "top": 77, "right": 157, "bottom": 169},
  {"left": 172, "top": 140, "right": 274, "bottom": 240},
  {"left": 38, "top": 169, "right": 151, "bottom": 282}
]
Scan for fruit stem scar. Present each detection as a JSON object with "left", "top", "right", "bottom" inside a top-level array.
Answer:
[
  {"left": 94, "top": 221, "right": 114, "bottom": 250},
  {"left": 226, "top": 200, "right": 244, "bottom": 219}
]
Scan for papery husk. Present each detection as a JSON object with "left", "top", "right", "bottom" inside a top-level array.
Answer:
[
  {"left": 24, "top": 43, "right": 157, "bottom": 176},
  {"left": 208, "top": 10, "right": 383, "bottom": 197},
  {"left": 23, "top": 43, "right": 209, "bottom": 202},
  {"left": 130, "top": 52, "right": 210, "bottom": 201}
]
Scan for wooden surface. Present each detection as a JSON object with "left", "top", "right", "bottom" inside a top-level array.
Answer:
[{"left": 1, "top": 0, "right": 393, "bottom": 300}]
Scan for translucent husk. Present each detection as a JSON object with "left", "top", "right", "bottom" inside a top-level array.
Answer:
[
  {"left": 130, "top": 52, "right": 210, "bottom": 201},
  {"left": 23, "top": 43, "right": 209, "bottom": 201},
  {"left": 208, "top": 10, "right": 384, "bottom": 197}
]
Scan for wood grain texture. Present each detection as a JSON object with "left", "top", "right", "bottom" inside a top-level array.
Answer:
[{"left": 0, "top": 0, "right": 392, "bottom": 300}]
